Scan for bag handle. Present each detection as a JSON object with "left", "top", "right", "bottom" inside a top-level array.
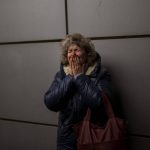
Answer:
[
  {"left": 101, "top": 92, "right": 115, "bottom": 118},
  {"left": 83, "top": 92, "right": 115, "bottom": 121}
]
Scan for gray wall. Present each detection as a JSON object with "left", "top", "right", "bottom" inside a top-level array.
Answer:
[{"left": 0, "top": 0, "right": 150, "bottom": 149}]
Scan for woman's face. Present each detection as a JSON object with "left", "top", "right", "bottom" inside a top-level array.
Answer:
[{"left": 67, "top": 44, "right": 87, "bottom": 63}]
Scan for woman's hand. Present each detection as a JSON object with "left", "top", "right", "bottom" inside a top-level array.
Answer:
[{"left": 69, "top": 56, "right": 85, "bottom": 76}]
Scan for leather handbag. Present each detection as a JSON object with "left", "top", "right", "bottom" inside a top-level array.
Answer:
[{"left": 73, "top": 92, "right": 128, "bottom": 150}]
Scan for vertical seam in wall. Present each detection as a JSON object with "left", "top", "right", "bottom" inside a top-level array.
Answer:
[{"left": 65, "top": 0, "right": 69, "bottom": 34}]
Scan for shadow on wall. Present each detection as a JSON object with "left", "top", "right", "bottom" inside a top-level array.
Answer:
[
  {"left": 108, "top": 66, "right": 132, "bottom": 149},
  {"left": 104, "top": 66, "right": 126, "bottom": 119}
]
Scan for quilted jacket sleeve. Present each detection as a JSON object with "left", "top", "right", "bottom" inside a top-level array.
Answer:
[
  {"left": 44, "top": 71, "right": 74, "bottom": 112},
  {"left": 74, "top": 69, "right": 112, "bottom": 110}
]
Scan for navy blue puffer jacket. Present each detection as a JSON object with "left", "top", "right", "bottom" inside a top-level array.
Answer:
[{"left": 44, "top": 57, "right": 112, "bottom": 150}]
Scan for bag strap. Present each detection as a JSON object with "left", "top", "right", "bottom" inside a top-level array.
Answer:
[
  {"left": 82, "top": 66, "right": 115, "bottom": 121},
  {"left": 101, "top": 92, "right": 115, "bottom": 118},
  {"left": 83, "top": 92, "right": 115, "bottom": 121},
  {"left": 83, "top": 108, "right": 91, "bottom": 121}
]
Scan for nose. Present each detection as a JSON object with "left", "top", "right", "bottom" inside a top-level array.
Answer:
[{"left": 71, "top": 50, "right": 76, "bottom": 56}]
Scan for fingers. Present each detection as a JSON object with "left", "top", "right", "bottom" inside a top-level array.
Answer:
[
  {"left": 69, "top": 56, "right": 85, "bottom": 76},
  {"left": 74, "top": 57, "right": 83, "bottom": 75},
  {"left": 70, "top": 57, "right": 74, "bottom": 75}
]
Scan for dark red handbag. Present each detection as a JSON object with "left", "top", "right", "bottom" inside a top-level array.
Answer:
[{"left": 73, "top": 92, "right": 128, "bottom": 150}]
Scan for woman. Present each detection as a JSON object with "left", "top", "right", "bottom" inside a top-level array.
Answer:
[{"left": 44, "top": 33, "right": 112, "bottom": 150}]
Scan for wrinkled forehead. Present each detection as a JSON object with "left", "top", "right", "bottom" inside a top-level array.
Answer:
[{"left": 68, "top": 44, "right": 80, "bottom": 49}]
